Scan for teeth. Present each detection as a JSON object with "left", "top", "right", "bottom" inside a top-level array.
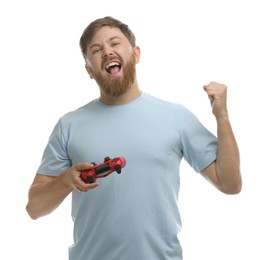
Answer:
[{"left": 106, "top": 62, "right": 119, "bottom": 69}]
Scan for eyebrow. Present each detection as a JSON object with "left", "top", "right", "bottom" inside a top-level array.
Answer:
[{"left": 89, "top": 36, "right": 122, "bottom": 50}]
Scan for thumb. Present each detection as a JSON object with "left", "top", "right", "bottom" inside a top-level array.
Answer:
[{"left": 74, "top": 162, "right": 94, "bottom": 172}]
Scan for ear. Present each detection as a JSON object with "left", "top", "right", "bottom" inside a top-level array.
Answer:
[{"left": 133, "top": 46, "right": 141, "bottom": 64}]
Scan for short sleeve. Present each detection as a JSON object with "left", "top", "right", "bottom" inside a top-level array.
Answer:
[
  {"left": 37, "top": 119, "right": 71, "bottom": 176},
  {"left": 180, "top": 108, "right": 218, "bottom": 172}
]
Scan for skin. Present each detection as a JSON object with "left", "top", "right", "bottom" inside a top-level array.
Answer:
[
  {"left": 26, "top": 26, "right": 241, "bottom": 220},
  {"left": 85, "top": 27, "right": 141, "bottom": 105}
]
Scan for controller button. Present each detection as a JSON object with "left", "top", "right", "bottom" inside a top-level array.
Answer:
[
  {"left": 87, "top": 176, "right": 95, "bottom": 183},
  {"left": 114, "top": 165, "right": 122, "bottom": 173}
]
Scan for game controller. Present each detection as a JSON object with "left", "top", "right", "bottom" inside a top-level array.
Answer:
[{"left": 80, "top": 156, "right": 126, "bottom": 183}]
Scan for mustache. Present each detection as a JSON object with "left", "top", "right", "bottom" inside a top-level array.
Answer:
[
  {"left": 102, "top": 55, "right": 121, "bottom": 63},
  {"left": 103, "top": 55, "right": 117, "bottom": 61},
  {"left": 101, "top": 55, "right": 122, "bottom": 70}
]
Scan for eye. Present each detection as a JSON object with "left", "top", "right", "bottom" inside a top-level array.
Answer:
[
  {"left": 112, "top": 42, "right": 120, "bottom": 47},
  {"left": 92, "top": 48, "right": 102, "bottom": 54}
]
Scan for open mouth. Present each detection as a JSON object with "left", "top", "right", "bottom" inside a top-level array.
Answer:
[{"left": 105, "top": 61, "right": 122, "bottom": 75}]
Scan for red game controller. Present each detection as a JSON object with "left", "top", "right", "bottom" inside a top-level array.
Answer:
[{"left": 80, "top": 156, "right": 126, "bottom": 183}]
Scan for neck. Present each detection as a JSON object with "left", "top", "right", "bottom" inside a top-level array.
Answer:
[{"left": 99, "top": 83, "right": 142, "bottom": 106}]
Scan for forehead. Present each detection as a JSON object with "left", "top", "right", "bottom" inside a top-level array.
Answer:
[{"left": 89, "top": 26, "right": 128, "bottom": 46}]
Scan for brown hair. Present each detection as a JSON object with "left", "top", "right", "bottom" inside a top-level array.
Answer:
[{"left": 79, "top": 16, "right": 136, "bottom": 58}]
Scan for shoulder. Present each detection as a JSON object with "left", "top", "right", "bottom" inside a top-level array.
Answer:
[
  {"left": 142, "top": 92, "right": 195, "bottom": 118},
  {"left": 59, "top": 99, "right": 99, "bottom": 123}
]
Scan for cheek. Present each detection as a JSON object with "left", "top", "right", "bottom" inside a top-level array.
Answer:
[
  {"left": 87, "top": 56, "right": 102, "bottom": 72},
  {"left": 87, "top": 54, "right": 101, "bottom": 68},
  {"left": 85, "top": 65, "right": 95, "bottom": 79}
]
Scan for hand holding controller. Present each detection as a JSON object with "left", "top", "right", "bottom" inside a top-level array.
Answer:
[{"left": 80, "top": 156, "right": 126, "bottom": 183}]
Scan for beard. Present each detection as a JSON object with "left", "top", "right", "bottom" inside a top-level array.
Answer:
[{"left": 93, "top": 53, "right": 136, "bottom": 98}]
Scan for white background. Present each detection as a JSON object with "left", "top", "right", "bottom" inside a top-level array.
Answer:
[{"left": 1, "top": 0, "right": 266, "bottom": 259}]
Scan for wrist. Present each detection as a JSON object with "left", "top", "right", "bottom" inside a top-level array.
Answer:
[
  {"left": 59, "top": 170, "right": 74, "bottom": 191},
  {"left": 216, "top": 114, "right": 229, "bottom": 122}
]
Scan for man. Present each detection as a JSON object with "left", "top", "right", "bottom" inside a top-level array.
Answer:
[{"left": 26, "top": 16, "right": 241, "bottom": 260}]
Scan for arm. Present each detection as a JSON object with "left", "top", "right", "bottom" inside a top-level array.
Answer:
[
  {"left": 26, "top": 163, "right": 99, "bottom": 220},
  {"left": 201, "top": 82, "right": 242, "bottom": 194}
]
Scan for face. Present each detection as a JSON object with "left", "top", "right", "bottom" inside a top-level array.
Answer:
[{"left": 85, "top": 26, "right": 140, "bottom": 98}]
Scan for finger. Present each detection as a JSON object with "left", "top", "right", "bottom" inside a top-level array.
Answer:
[
  {"left": 83, "top": 182, "right": 99, "bottom": 189},
  {"left": 74, "top": 162, "right": 94, "bottom": 171},
  {"left": 203, "top": 81, "right": 213, "bottom": 88},
  {"left": 203, "top": 86, "right": 216, "bottom": 99},
  {"left": 203, "top": 84, "right": 214, "bottom": 93},
  {"left": 74, "top": 183, "right": 98, "bottom": 192},
  {"left": 203, "top": 84, "right": 216, "bottom": 92},
  {"left": 74, "top": 182, "right": 99, "bottom": 192},
  {"left": 74, "top": 186, "right": 85, "bottom": 192}
]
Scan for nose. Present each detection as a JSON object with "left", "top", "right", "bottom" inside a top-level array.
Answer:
[{"left": 102, "top": 45, "right": 114, "bottom": 59}]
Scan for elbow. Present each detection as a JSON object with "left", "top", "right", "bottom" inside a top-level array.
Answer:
[
  {"left": 222, "top": 185, "right": 242, "bottom": 195},
  {"left": 220, "top": 176, "right": 242, "bottom": 195},
  {"left": 26, "top": 203, "right": 42, "bottom": 220},
  {"left": 26, "top": 205, "right": 38, "bottom": 220},
  {"left": 26, "top": 201, "right": 53, "bottom": 220},
  {"left": 232, "top": 180, "right": 242, "bottom": 194}
]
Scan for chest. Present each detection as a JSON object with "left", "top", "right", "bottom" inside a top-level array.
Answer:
[{"left": 66, "top": 110, "right": 183, "bottom": 166}]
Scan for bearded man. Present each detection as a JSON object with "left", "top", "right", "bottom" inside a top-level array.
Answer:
[{"left": 26, "top": 16, "right": 241, "bottom": 260}]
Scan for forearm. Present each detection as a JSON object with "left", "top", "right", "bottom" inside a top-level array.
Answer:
[
  {"left": 26, "top": 172, "right": 73, "bottom": 220},
  {"left": 216, "top": 115, "right": 242, "bottom": 194}
]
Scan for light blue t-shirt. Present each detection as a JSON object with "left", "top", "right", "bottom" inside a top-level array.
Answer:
[{"left": 37, "top": 92, "right": 217, "bottom": 260}]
